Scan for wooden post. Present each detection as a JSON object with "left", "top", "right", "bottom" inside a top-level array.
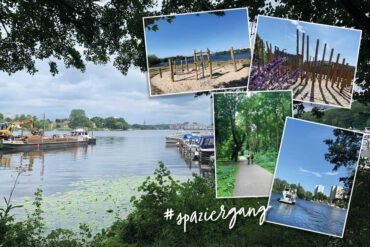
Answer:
[
  {"left": 337, "top": 58, "right": 346, "bottom": 86},
  {"left": 159, "top": 68, "right": 162, "bottom": 78},
  {"left": 185, "top": 57, "right": 189, "bottom": 72},
  {"left": 261, "top": 41, "right": 265, "bottom": 65},
  {"left": 326, "top": 48, "right": 334, "bottom": 85},
  {"left": 296, "top": 29, "right": 299, "bottom": 69},
  {"left": 181, "top": 60, "right": 184, "bottom": 72},
  {"left": 200, "top": 49, "right": 204, "bottom": 78},
  {"left": 194, "top": 50, "right": 198, "bottom": 80},
  {"left": 230, "top": 47, "right": 237, "bottom": 72},
  {"left": 319, "top": 43, "right": 327, "bottom": 81},
  {"left": 168, "top": 58, "right": 174, "bottom": 82},
  {"left": 301, "top": 33, "right": 305, "bottom": 81},
  {"left": 269, "top": 43, "right": 272, "bottom": 60},
  {"left": 312, "top": 39, "right": 319, "bottom": 82},
  {"left": 306, "top": 35, "right": 309, "bottom": 83},
  {"left": 207, "top": 48, "right": 212, "bottom": 79},
  {"left": 331, "top": 53, "right": 340, "bottom": 86},
  {"left": 265, "top": 41, "right": 270, "bottom": 62}
]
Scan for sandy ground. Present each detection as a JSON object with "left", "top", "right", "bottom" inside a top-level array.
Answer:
[
  {"left": 150, "top": 64, "right": 249, "bottom": 95},
  {"left": 291, "top": 78, "right": 352, "bottom": 107}
]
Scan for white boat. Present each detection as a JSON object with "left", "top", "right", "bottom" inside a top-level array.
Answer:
[
  {"left": 70, "top": 128, "right": 96, "bottom": 144},
  {"left": 279, "top": 188, "right": 297, "bottom": 204}
]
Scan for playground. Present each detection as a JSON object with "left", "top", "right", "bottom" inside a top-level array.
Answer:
[
  {"left": 149, "top": 47, "right": 250, "bottom": 95},
  {"left": 249, "top": 16, "right": 361, "bottom": 108},
  {"left": 143, "top": 8, "right": 251, "bottom": 96}
]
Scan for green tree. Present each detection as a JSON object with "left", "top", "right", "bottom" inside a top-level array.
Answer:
[
  {"left": 305, "top": 191, "right": 313, "bottom": 200},
  {"left": 272, "top": 178, "right": 289, "bottom": 193},
  {"left": 91, "top": 116, "right": 105, "bottom": 128},
  {"left": 0, "top": 113, "right": 3, "bottom": 121},
  {"left": 296, "top": 183, "right": 306, "bottom": 199},
  {"left": 147, "top": 54, "right": 161, "bottom": 67},
  {"left": 69, "top": 109, "right": 92, "bottom": 129}
]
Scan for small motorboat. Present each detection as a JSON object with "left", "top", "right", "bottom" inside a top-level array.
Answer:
[{"left": 279, "top": 188, "right": 297, "bottom": 204}]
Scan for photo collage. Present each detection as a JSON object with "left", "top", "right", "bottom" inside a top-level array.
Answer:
[{"left": 143, "top": 8, "right": 364, "bottom": 238}]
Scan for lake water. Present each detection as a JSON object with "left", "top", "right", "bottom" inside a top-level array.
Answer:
[
  {"left": 0, "top": 130, "right": 200, "bottom": 231},
  {"left": 267, "top": 193, "right": 347, "bottom": 236},
  {"left": 154, "top": 51, "right": 251, "bottom": 67}
]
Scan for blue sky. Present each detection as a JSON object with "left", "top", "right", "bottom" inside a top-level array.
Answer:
[
  {"left": 145, "top": 9, "right": 250, "bottom": 58},
  {"left": 274, "top": 118, "right": 360, "bottom": 196},
  {"left": 0, "top": 60, "right": 212, "bottom": 125},
  {"left": 257, "top": 16, "right": 361, "bottom": 67}
]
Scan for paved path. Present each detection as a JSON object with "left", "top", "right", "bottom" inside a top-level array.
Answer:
[{"left": 233, "top": 161, "right": 273, "bottom": 197}]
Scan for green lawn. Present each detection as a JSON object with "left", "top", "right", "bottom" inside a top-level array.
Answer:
[
  {"left": 216, "top": 161, "right": 239, "bottom": 197},
  {"left": 254, "top": 151, "right": 277, "bottom": 174}
]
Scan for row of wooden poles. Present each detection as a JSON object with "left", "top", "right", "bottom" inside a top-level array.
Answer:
[
  {"left": 254, "top": 30, "right": 354, "bottom": 93},
  {"left": 158, "top": 47, "right": 239, "bottom": 82}
]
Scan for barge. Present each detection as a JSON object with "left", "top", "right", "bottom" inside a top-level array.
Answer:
[{"left": 0, "top": 136, "right": 88, "bottom": 152}]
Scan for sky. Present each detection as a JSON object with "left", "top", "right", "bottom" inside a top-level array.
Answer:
[
  {"left": 0, "top": 60, "right": 212, "bottom": 125},
  {"left": 145, "top": 9, "right": 250, "bottom": 58},
  {"left": 274, "top": 118, "right": 361, "bottom": 196},
  {"left": 257, "top": 16, "right": 362, "bottom": 67}
]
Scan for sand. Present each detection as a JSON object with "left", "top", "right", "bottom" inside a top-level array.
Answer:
[
  {"left": 150, "top": 64, "right": 249, "bottom": 95},
  {"left": 291, "top": 78, "right": 352, "bottom": 107}
]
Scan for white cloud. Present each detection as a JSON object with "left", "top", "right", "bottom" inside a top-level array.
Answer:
[
  {"left": 0, "top": 60, "right": 212, "bottom": 125},
  {"left": 299, "top": 167, "right": 340, "bottom": 177},
  {"left": 299, "top": 167, "right": 322, "bottom": 177},
  {"left": 324, "top": 171, "right": 339, "bottom": 176},
  {"left": 289, "top": 19, "right": 305, "bottom": 33}
]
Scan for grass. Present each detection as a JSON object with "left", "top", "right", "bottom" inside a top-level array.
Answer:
[
  {"left": 254, "top": 151, "right": 277, "bottom": 174},
  {"left": 216, "top": 161, "right": 239, "bottom": 197}
]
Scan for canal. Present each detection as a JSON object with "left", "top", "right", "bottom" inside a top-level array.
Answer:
[
  {"left": 267, "top": 192, "right": 347, "bottom": 237},
  {"left": 0, "top": 130, "right": 199, "bottom": 232}
]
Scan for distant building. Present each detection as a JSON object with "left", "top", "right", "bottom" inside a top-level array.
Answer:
[
  {"left": 330, "top": 185, "right": 344, "bottom": 203},
  {"left": 314, "top": 185, "right": 325, "bottom": 196},
  {"left": 169, "top": 123, "right": 212, "bottom": 130}
]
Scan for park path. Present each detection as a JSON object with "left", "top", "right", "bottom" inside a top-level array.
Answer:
[{"left": 233, "top": 161, "right": 273, "bottom": 197}]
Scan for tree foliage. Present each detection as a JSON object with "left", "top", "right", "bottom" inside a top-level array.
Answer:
[
  {"left": 214, "top": 92, "right": 292, "bottom": 162},
  {"left": 69, "top": 109, "right": 93, "bottom": 129},
  {"left": 324, "top": 129, "right": 363, "bottom": 171},
  {"left": 1, "top": 0, "right": 368, "bottom": 102},
  {"left": 300, "top": 101, "right": 370, "bottom": 130}
]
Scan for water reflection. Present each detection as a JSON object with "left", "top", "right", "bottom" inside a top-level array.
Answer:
[
  {"left": 0, "top": 130, "right": 199, "bottom": 202},
  {"left": 268, "top": 193, "right": 346, "bottom": 236}
]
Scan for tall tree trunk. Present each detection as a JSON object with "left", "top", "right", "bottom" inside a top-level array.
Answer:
[{"left": 275, "top": 109, "right": 279, "bottom": 152}]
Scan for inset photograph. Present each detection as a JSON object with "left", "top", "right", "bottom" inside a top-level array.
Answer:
[
  {"left": 143, "top": 8, "right": 251, "bottom": 96},
  {"left": 249, "top": 16, "right": 362, "bottom": 108},
  {"left": 267, "top": 118, "right": 363, "bottom": 237},
  {"left": 214, "top": 90, "right": 292, "bottom": 198}
]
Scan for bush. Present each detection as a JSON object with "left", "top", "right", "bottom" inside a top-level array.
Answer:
[
  {"left": 215, "top": 162, "right": 239, "bottom": 197},
  {"left": 254, "top": 151, "right": 277, "bottom": 174}
]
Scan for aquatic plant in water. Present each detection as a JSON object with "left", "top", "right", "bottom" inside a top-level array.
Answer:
[{"left": 249, "top": 57, "right": 303, "bottom": 90}]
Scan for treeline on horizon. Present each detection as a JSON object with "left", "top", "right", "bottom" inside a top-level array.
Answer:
[
  {"left": 148, "top": 47, "right": 251, "bottom": 67},
  {"left": 298, "top": 101, "right": 370, "bottom": 130},
  {"left": 272, "top": 178, "right": 348, "bottom": 208},
  {"left": 0, "top": 110, "right": 171, "bottom": 131}
]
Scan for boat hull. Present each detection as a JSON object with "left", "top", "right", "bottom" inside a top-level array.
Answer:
[
  {"left": 1, "top": 140, "right": 88, "bottom": 152},
  {"left": 279, "top": 198, "right": 295, "bottom": 204}
]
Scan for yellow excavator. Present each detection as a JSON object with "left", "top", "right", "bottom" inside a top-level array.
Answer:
[{"left": 0, "top": 118, "right": 39, "bottom": 140}]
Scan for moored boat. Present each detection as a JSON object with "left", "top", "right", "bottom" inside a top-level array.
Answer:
[
  {"left": 69, "top": 128, "right": 96, "bottom": 144},
  {"left": 0, "top": 135, "right": 88, "bottom": 152}
]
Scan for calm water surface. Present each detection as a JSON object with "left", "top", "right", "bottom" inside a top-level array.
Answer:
[
  {"left": 0, "top": 130, "right": 199, "bottom": 202},
  {"left": 267, "top": 193, "right": 347, "bottom": 236}
]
